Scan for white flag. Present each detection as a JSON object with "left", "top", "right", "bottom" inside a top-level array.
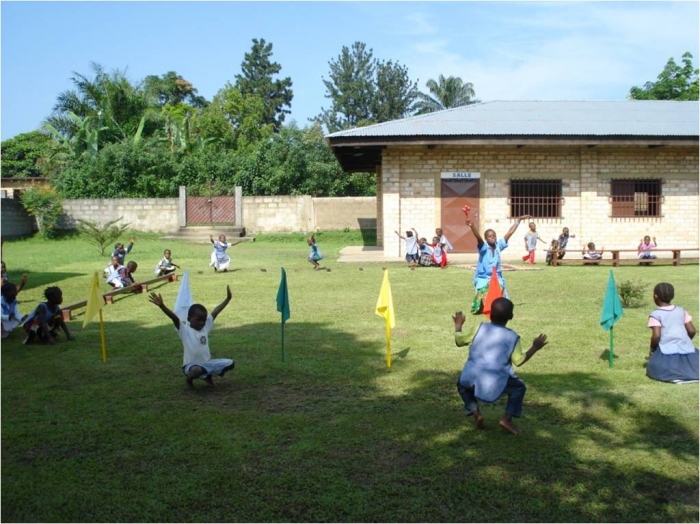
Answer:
[{"left": 174, "top": 270, "right": 193, "bottom": 321}]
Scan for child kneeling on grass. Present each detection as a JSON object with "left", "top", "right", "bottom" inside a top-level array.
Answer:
[
  {"left": 149, "top": 285, "right": 235, "bottom": 392},
  {"left": 453, "top": 297, "right": 548, "bottom": 435}
]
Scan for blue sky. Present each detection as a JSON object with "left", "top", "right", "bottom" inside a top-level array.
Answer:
[{"left": 1, "top": 1, "right": 698, "bottom": 141}]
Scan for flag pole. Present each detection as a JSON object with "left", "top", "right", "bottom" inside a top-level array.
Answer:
[
  {"left": 386, "top": 318, "right": 392, "bottom": 368},
  {"left": 609, "top": 327, "right": 614, "bottom": 368},
  {"left": 99, "top": 309, "right": 107, "bottom": 363},
  {"left": 281, "top": 315, "right": 286, "bottom": 362}
]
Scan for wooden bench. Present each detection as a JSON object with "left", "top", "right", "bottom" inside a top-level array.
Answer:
[
  {"left": 608, "top": 248, "right": 699, "bottom": 267},
  {"left": 546, "top": 248, "right": 698, "bottom": 267},
  {"left": 103, "top": 273, "right": 178, "bottom": 304},
  {"left": 61, "top": 300, "right": 88, "bottom": 321}
]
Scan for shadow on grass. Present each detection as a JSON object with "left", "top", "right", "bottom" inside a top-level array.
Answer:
[
  {"left": 9, "top": 270, "right": 85, "bottom": 292},
  {"left": 1, "top": 320, "right": 698, "bottom": 523}
]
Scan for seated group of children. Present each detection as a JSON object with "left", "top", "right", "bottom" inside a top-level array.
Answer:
[{"left": 396, "top": 228, "right": 453, "bottom": 268}]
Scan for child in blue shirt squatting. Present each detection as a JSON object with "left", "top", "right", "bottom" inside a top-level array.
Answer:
[
  {"left": 149, "top": 285, "right": 235, "bottom": 392},
  {"left": 453, "top": 297, "right": 548, "bottom": 435},
  {"left": 466, "top": 215, "right": 530, "bottom": 314}
]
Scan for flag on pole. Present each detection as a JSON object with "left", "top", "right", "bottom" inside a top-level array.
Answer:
[
  {"left": 174, "top": 270, "right": 193, "bottom": 321},
  {"left": 83, "top": 271, "right": 108, "bottom": 363},
  {"left": 482, "top": 266, "right": 503, "bottom": 318},
  {"left": 600, "top": 270, "right": 624, "bottom": 368},
  {"left": 83, "top": 271, "right": 103, "bottom": 328},
  {"left": 375, "top": 269, "right": 395, "bottom": 368},
  {"left": 276, "top": 268, "right": 290, "bottom": 361},
  {"left": 276, "top": 268, "right": 290, "bottom": 323}
]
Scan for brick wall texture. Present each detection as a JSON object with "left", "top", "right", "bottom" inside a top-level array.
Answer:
[{"left": 380, "top": 145, "right": 699, "bottom": 258}]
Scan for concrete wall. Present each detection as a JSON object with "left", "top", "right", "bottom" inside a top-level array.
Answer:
[
  {"left": 380, "top": 144, "right": 699, "bottom": 259},
  {"left": 242, "top": 196, "right": 377, "bottom": 233},
  {"left": 1, "top": 195, "right": 379, "bottom": 237},
  {"left": 0, "top": 198, "right": 36, "bottom": 238},
  {"left": 59, "top": 198, "right": 180, "bottom": 232}
]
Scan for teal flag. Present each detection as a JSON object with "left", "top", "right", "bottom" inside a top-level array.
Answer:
[
  {"left": 276, "top": 268, "right": 290, "bottom": 323},
  {"left": 600, "top": 270, "right": 623, "bottom": 331}
]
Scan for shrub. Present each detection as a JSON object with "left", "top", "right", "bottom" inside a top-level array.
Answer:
[
  {"left": 617, "top": 278, "right": 648, "bottom": 308},
  {"left": 19, "top": 186, "right": 63, "bottom": 239},
  {"left": 75, "top": 217, "right": 131, "bottom": 255}
]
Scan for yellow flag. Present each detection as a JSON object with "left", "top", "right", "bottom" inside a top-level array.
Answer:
[
  {"left": 83, "top": 271, "right": 103, "bottom": 328},
  {"left": 375, "top": 269, "right": 396, "bottom": 329}
]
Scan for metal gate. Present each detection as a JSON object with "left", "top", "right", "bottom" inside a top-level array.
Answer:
[{"left": 186, "top": 195, "right": 236, "bottom": 226}]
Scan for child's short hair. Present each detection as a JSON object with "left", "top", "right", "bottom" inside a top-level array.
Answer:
[
  {"left": 406, "top": 231, "right": 413, "bottom": 237},
  {"left": 188, "top": 304, "right": 208, "bottom": 319},
  {"left": 1, "top": 282, "right": 17, "bottom": 298},
  {"left": 490, "top": 297, "right": 514, "bottom": 323},
  {"left": 587, "top": 242, "right": 595, "bottom": 249},
  {"left": 654, "top": 282, "right": 674, "bottom": 303},
  {"left": 44, "top": 286, "right": 62, "bottom": 302},
  {"left": 127, "top": 261, "right": 138, "bottom": 271}
]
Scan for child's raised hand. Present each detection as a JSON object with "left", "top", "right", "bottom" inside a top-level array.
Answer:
[
  {"left": 130, "top": 237, "right": 136, "bottom": 243},
  {"left": 452, "top": 311, "right": 466, "bottom": 332},
  {"left": 20, "top": 274, "right": 28, "bottom": 285},
  {"left": 532, "top": 333, "right": 548, "bottom": 351},
  {"left": 148, "top": 293, "right": 164, "bottom": 307}
]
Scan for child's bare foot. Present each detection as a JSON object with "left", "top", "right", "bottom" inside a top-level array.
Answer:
[
  {"left": 203, "top": 376, "right": 214, "bottom": 386},
  {"left": 498, "top": 417, "right": 521, "bottom": 435},
  {"left": 474, "top": 410, "right": 485, "bottom": 429},
  {"left": 185, "top": 379, "right": 196, "bottom": 392}
]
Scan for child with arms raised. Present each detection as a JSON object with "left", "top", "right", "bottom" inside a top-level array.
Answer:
[
  {"left": 149, "top": 285, "right": 235, "bottom": 392},
  {"left": 466, "top": 215, "right": 529, "bottom": 314},
  {"left": 454, "top": 298, "right": 548, "bottom": 434}
]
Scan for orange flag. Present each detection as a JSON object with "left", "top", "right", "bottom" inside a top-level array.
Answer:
[{"left": 482, "top": 267, "right": 503, "bottom": 318}]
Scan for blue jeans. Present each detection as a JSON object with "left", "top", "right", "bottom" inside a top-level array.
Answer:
[{"left": 456, "top": 376, "right": 527, "bottom": 418}]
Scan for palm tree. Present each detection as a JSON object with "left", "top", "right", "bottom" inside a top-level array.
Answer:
[
  {"left": 414, "top": 75, "right": 479, "bottom": 114},
  {"left": 44, "top": 62, "right": 148, "bottom": 145}
]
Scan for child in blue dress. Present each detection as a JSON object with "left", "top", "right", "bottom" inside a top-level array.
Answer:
[
  {"left": 307, "top": 234, "right": 324, "bottom": 270},
  {"left": 210, "top": 235, "right": 241, "bottom": 272},
  {"left": 466, "top": 215, "right": 529, "bottom": 314},
  {"left": 454, "top": 298, "right": 548, "bottom": 434}
]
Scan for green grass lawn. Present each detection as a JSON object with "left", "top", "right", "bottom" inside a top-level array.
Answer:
[{"left": 2, "top": 231, "right": 698, "bottom": 522}]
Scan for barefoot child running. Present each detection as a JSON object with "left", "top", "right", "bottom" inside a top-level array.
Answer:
[
  {"left": 453, "top": 298, "right": 548, "bottom": 434},
  {"left": 149, "top": 285, "right": 235, "bottom": 392}
]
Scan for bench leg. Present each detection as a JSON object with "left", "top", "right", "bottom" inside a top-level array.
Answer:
[
  {"left": 672, "top": 251, "right": 681, "bottom": 266},
  {"left": 104, "top": 296, "right": 114, "bottom": 305},
  {"left": 61, "top": 310, "right": 72, "bottom": 322}
]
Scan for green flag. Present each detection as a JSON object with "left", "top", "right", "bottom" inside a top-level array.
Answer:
[
  {"left": 600, "top": 270, "right": 623, "bottom": 330},
  {"left": 276, "top": 267, "right": 290, "bottom": 323}
]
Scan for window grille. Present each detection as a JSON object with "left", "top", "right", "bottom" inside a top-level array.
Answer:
[
  {"left": 509, "top": 179, "right": 563, "bottom": 218},
  {"left": 610, "top": 179, "right": 662, "bottom": 217}
]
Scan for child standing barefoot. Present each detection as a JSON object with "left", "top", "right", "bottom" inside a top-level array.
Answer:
[
  {"left": 149, "top": 285, "right": 235, "bottom": 392},
  {"left": 22, "top": 286, "right": 75, "bottom": 345},
  {"left": 307, "top": 234, "right": 323, "bottom": 270}
]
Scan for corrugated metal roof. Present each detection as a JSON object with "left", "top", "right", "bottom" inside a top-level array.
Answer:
[{"left": 326, "top": 100, "right": 699, "bottom": 138}]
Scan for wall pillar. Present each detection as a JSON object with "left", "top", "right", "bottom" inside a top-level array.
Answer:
[{"left": 178, "top": 186, "right": 187, "bottom": 227}]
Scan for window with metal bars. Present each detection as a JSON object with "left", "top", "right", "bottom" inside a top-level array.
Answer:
[
  {"left": 509, "top": 179, "right": 563, "bottom": 218},
  {"left": 610, "top": 179, "right": 662, "bottom": 217}
]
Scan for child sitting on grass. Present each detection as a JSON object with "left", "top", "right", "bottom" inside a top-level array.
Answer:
[
  {"left": 22, "top": 286, "right": 75, "bottom": 345},
  {"left": 2, "top": 282, "right": 27, "bottom": 339},
  {"left": 149, "top": 285, "right": 235, "bottom": 392},
  {"left": 453, "top": 297, "right": 548, "bottom": 435},
  {"left": 154, "top": 249, "right": 179, "bottom": 277}
]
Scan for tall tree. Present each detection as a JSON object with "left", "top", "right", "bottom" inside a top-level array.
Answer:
[
  {"left": 318, "top": 42, "right": 376, "bottom": 132},
  {"left": 414, "top": 74, "right": 479, "bottom": 114},
  {"left": 629, "top": 52, "right": 699, "bottom": 101},
  {"left": 372, "top": 60, "right": 419, "bottom": 122},
  {"left": 0, "top": 131, "right": 53, "bottom": 178},
  {"left": 234, "top": 38, "right": 293, "bottom": 131},
  {"left": 142, "top": 71, "right": 208, "bottom": 108}
]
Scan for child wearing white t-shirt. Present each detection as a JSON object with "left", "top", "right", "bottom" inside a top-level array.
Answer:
[{"left": 149, "top": 285, "right": 234, "bottom": 392}]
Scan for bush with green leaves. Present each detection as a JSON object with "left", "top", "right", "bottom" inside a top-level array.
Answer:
[
  {"left": 617, "top": 278, "right": 648, "bottom": 308},
  {"left": 19, "top": 186, "right": 63, "bottom": 239},
  {"left": 75, "top": 217, "right": 131, "bottom": 255}
]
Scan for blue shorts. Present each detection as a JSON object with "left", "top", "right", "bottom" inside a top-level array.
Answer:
[{"left": 405, "top": 253, "right": 419, "bottom": 263}]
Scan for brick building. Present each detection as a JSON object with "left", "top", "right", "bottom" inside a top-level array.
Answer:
[{"left": 327, "top": 101, "right": 699, "bottom": 259}]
